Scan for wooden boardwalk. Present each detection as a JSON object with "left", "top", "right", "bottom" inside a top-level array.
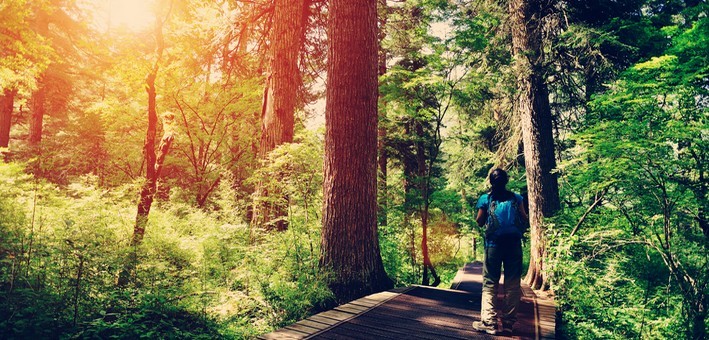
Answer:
[{"left": 260, "top": 262, "right": 556, "bottom": 339}]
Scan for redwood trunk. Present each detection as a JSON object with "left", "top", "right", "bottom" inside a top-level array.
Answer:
[
  {"left": 0, "top": 89, "right": 16, "bottom": 148},
  {"left": 320, "top": 0, "right": 392, "bottom": 303},
  {"left": 509, "top": 0, "right": 560, "bottom": 290},
  {"left": 252, "top": 0, "right": 306, "bottom": 231}
]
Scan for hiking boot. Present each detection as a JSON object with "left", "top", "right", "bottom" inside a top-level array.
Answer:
[{"left": 473, "top": 321, "right": 498, "bottom": 335}]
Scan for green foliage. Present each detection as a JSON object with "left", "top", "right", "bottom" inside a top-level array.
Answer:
[
  {"left": 77, "top": 294, "right": 224, "bottom": 339},
  {"left": 0, "top": 161, "right": 333, "bottom": 338},
  {"left": 551, "top": 5, "right": 709, "bottom": 337},
  {"left": 248, "top": 130, "right": 324, "bottom": 227},
  {"left": 0, "top": 0, "right": 52, "bottom": 93},
  {"left": 2, "top": 0, "right": 708, "bottom": 338}
]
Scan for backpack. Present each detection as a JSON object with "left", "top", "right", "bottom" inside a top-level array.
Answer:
[{"left": 484, "top": 193, "right": 529, "bottom": 239}]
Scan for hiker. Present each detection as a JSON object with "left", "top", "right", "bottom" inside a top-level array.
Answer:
[{"left": 472, "top": 168, "right": 528, "bottom": 335}]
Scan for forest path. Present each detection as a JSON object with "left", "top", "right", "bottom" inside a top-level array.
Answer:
[{"left": 259, "top": 262, "right": 555, "bottom": 339}]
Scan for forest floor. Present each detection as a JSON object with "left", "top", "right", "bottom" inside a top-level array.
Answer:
[{"left": 261, "top": 262, "right": 555, "bottom": 339}]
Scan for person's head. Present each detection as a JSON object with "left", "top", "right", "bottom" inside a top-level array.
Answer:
[{"left": 489, "top": 168, "right": 509, "bottom": 191}]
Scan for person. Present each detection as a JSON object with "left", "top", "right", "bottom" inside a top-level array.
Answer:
[{"left": 472, "top": 168, "right": 528, "bottom": 335}]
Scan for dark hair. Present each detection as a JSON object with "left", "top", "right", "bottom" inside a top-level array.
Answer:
[
  {"left": 489, "top": 168, "right": 513, "bottom": 201},
  {"left": 489, "top": 168, "right": 508, "bottom": 188}
]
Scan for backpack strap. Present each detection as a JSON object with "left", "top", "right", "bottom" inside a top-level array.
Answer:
[
  {"left": 485, "top": 194, "right": 500, "bottom": 238},
  {"left": 513, "top": 195, "right": 529, "bottom": 233}
]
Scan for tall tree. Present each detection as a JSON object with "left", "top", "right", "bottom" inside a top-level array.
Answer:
[
  {"left": 380, "top": 0, "right": 463, "bottom": 286},
  {"left": 28, "top": 5, "right": 49, "bottom": 147},
  {"left": 118, "top": 0, "right": 174, "bottom": 286},
  {"left": 508, "top": 0, "right": 560, "bottom": 290},
  {"left": 133, "top": 2, "right": 173, "bottom": 247},
  {"left": 320, "top": 0, "right": 392, "bottom": 302},
  {"left": 1, "top": 0, "right": 50, "bottom": 149},
  {"left": 26, "top": 0, "right": 83, "bottom": 148},
  {"left": 251, "top": 0, "right": 307, "bottom": 231},
  {"left": 0, "top": 89, "right": 17, "bottom": 148}
]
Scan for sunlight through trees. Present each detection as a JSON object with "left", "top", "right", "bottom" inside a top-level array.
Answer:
[{"left": 0, "top": 0, "right": 706, "bottom": 338}]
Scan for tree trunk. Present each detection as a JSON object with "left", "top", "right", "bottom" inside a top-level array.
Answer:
[
  {"left": 29, "top": 79, "right": 46, "bottom": 146},
  {"left": 401, "top": 122, "right": 419, "bottom": 273},
  {"left": 118, "top": 3, "right": 172, "bottom": 286},
  {"left": 416, "top": 121, "right": 440, "bottom": 286},
  {"left": 320, "top": 0, "right": 392, "bottom": 303},
  {"left": 695, "top": 162, "right": 708, "bottom": 238},
  {"left": 692, "top": 309, "right": 706, "bottom": 340},
  {"left": 133, "top": 131, "right": 174, "bottom": 243},
  {"left": 509, "top": 0, "right": 560, "bottom": 291},
  {"left": 251, "top": 0, "right": 307, "bottom": 231},
  {"left": 29, "top": 10, "right": 49, "bottom": 147},
  {"left": 0, "top": 88, "right": 16, "bottom": 148}
]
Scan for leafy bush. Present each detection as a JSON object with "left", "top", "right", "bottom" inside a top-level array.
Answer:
[{"left": 0, "top": 160, "right": 335, "bottom": 339}]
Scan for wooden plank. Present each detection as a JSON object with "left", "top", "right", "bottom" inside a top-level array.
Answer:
[
  {"left": 330, "top": 321, "right": 446, "bottom": 340},
  {"left": 361, "top": 304, "right": 469, "bottom": 329},
  {"left": 296, "top": 319, "right": 331, "bottom": 331},
  {"left": 350, "top": 314, "right": 471, "bottom": 340},
  {"left": 347, "top": 300, "right": 379, "bottom": 308},
  {"left": 312, "top": 330, "right": 362, "bottom": 340},
  {"left": 365, "top": 291, "right": 399, "bottom": 302},
  {"left": 334, "top": 303, "right": 370, "bottom": 314},
  {"left": 259, "top": 328, "right": 307, "bottom": 339},
  {"left": 347, "top": 318, "right": 456, "bottom": 340},
  {"left": 308, "top": 315, "right": 342, "bottom": 326},
  {"left": 347, "top": 297, "right": 389, "bottom": 307},
  {"left": 317, "top": 309, "right": 356, "bottom": 321},
  {"left": 338, "top": 301, "right": 372, "bottom": 310},
  {"left": 363, "top": 294, "right": 479, "bottom": 322},
  {"left": 284, "top": 323, "right": 320, "bottom": 334},
  {"left": 390, "top": 286, "right": 414, "bottom": 293}
]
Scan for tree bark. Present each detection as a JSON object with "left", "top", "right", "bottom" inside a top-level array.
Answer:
[
  {"left": 416, "top": 121, "right": 440, "bottom": 286},
  {"left": 692, "top": 308, "right": 706, "bottom": 340},
  {"left": 509, "top": 0, "right": 560, "bottom": 291},
  {"left": 0, "top": 88, "right": 17, "bottom": 148},
  {"left": 29, "top": 79, "right": 46, "bottom": 146},
  {"left": 132, "top": 4, "right": 170, "bottom": 245},
  {"left": 29, "top": 9, "right": 49, "bottom": 147},
  {"left": 320, "top": 0, "right": 392, "bottom": 303},
  {"left": 251, "top": 0, "right": 307, "bottom": 231},
  {"left": 118, "top": 3, "right": 172, "bottom": 286}
]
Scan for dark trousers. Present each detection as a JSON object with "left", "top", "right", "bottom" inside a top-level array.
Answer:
[{"left": 481, "top": 237, "right": 523, "bottom": 327}]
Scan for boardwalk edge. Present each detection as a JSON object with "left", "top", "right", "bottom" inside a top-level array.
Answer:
[{"left": 258, "top": 286, "right": 415, "bottom": 340}]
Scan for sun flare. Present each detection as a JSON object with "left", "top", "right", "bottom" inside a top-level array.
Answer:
[{"left": 107, "top": 0, "right": 155, "bottom": 32}]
